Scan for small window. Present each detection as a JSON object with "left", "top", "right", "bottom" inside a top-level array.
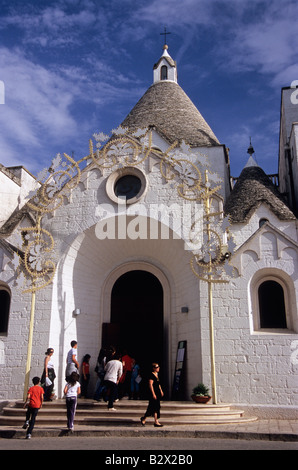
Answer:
[
  {"left": 114, "top": 175, "right": 142, "bottom": 200},
  {"left": 161, "top": 65, "right": 168, "bottom": 80},
  {"left": 258, "top": 280, "right": 287, "bottom": 328},
  {"left": 0, "top": 289, "right": 10, "bottom": 334},
  {"left": 259, "top": 218, "right": 268, "bottom": 228},
  {"left": 106, "top": 167, "right": 148, "bottom": 205}
]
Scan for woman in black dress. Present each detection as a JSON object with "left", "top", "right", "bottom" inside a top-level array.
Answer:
[
  {"left": 41, "top": 348, "right": 56, "bottom": 401},
  {"left": 140, "top": 363, "right": 164, "bottom": 427}
]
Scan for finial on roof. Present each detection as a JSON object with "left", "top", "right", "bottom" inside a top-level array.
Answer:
[
  {"left": 247, "top": 137, "right": 255, "bottom": 156},
  {"left": 162, "top": 45, "right": 170, "bottom": 58},
  {"left": 244, "top": 138, "right": 258, "bottom": 168}
]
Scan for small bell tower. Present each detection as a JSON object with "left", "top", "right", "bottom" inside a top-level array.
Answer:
[{"left": 153, "top": 42, "right": 178, "bottom": 84}]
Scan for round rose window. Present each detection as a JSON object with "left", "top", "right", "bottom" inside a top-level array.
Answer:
[{"left": 114, "top": 175, "right": 142, "bottom": 200}]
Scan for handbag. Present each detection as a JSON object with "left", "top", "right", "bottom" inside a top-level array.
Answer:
[{"left": 45, "top": 377, "right": 52, "bottom": 386}]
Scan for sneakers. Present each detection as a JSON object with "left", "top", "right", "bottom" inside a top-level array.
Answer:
[
  {"left": 23, "top": 421, "right": 31, "bottom": 438},
  {"left": 108, "top": 407, "right": 117, "bottom": 411}
]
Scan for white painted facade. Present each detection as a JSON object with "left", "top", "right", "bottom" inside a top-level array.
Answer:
[
  {"left": 279, "top": 87, "right": 298, "bottom": 215},
  {"left": 0, "top": 165, "right": 39, "bottom": 227}
]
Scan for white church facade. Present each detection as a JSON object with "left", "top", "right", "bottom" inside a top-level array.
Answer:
[{"left": 0, "top": 46, "right": 297, "bottom": 406}]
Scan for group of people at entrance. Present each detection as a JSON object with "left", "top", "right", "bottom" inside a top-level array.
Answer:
[
  {"left": 22, "top": 341, "right": 164, "bottom": 438},
  {"left": 93, "top": 346, "right": 142, "bottom": 406},
  {"left": 80, "top": 344, "right": 164, "bottom": 427}
]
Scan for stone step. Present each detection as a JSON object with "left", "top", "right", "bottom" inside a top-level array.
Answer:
[
  {"left": 13, "top": 398, "right": 232, "bottom": 411},
  {"left": 0, "top": 413, "right": 257, "bottom": 427},
  {"left": 2, "top": 406, "right": 246, "bottom": 418},
  {"left": 3, "top": 406, "right": 243, "bottom": 417},
  {"left": 0, "top": 399, "right": 257, "bottom": 427},
  {"left": 11, "top": 399, "right": 236, "bottom": 415}
]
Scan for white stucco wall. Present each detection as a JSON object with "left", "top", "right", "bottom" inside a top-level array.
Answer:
[
  {"left": 0, "top": 166, "right": 39, "bottom": 228},
  {"left": 198, "top": 205, "right": 298, "bottom": 405}
]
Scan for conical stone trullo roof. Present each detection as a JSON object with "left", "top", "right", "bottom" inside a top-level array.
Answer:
[
  {"left": 120, "top": 80, "right": 220, "bottom": 147},
  {"left": 225, "top": 164, "right": 296, "bottom": 223}
]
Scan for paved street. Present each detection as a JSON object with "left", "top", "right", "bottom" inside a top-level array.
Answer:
[{"left": 0, "top": 435, "right": 297, "bottom": 451}]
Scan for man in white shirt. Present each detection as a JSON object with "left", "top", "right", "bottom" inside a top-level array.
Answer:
[
  {"left": 65, "top": 340, "right": 79, "bottom": 381},
  {"left": 103, "top": 354, "right": 123, "bottom": 410}
]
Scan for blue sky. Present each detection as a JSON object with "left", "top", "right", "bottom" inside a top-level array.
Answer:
[{"left": 0, "top": 0, "right": 298, "bottom": 178}]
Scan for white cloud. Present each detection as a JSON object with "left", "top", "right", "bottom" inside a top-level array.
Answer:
[
  {"left": 210, "top": 2, "right": 298, "bottom": 87},
  {"left": 1, "top": 5, "right": 97, "bottom": 47},
  {"left": 0, "top": 44, "right": 145, "bottom": 172},
  {"left": 0, "top": 47, "right": 78, "bottom": 168},
  {"left": 136, "top": 0, "right": 214, "bottom": 27},
  {"left": 136, "top": 0, "right": 298, "bottom": 87},
  {"left": 272, "top": 64, "right": 298, "bottom": 88}
]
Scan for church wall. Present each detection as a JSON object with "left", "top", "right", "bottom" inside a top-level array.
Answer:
[
  {"left": 0, "top": 255, "right": 29, "bottom": 399},
  {"left": 0, "top": 172, "right": 20, "bottom": 227},
  {"left": 147, "top": 131, "right": 229, "bottom": 199},
  {"left": 0, "top": 250, "right": 54, "bottom": 399},
  {"left": 194, "top": 146, "right": 230, "bottom": 199},
  {"left": 199, "top": 271, "right": 298, "bottom": 405},
  {"left": 198, "top": 205, "right": 298, "bottom": 406},
  {"left": 289, "top": 123, "right": 298, "bottom": 212},
  {"left": 279, "top": 88, "right": 298, "bottom": 212},
  {"left": 0, "top": 166, "right": 40, "bottom": 228},
  {"left": 280, "top": 88, "right": 298, "bottom": 144}
]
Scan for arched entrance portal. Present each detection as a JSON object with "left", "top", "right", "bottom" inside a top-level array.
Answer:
[{"left": 102, "top": 270, "right": 164, "bottom": 395}]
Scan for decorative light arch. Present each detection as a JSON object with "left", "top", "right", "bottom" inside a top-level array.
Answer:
[{"left": 9, "top": 126, "right": 237, "bottom": 402}]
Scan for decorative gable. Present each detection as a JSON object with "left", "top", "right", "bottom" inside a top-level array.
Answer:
[{"left": 231, "top": 221, "right": 298, "bottom": 276}]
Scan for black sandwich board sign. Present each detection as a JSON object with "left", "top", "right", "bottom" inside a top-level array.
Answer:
[{"left": 172, "top": 340, "right": 187, "bottom": 400}]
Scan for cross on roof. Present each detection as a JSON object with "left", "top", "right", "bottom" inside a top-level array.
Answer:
[{"left": 160, "top": 27, "right": 171, "bottom": 45}]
